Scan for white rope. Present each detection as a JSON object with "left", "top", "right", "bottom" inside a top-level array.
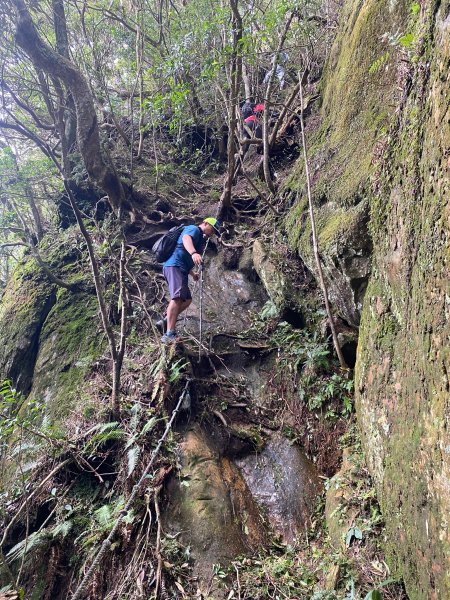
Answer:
[{"left": 181, "top": 238, "right": 210, "bottom": 345}]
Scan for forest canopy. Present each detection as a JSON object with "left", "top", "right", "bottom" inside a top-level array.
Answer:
[{"left": 0, "top": 0, "right": 330, "bottom": 286}]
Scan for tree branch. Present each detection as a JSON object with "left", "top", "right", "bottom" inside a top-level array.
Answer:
[
  {"left": 298, "top": 71, "right": 347, "bottom": 369},
  {"left": 262, "top": 11, "right": 295, "bottom": 193},
  {"left": 12, "top": 0, "right": 129, "bottom": 214},
  {"left": 0, "top": 79, "right": 55, "bottom": 131}
]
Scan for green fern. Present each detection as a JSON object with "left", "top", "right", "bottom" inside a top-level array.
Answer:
[
  {"left": 83, "top": 421, "right": 121, "bottom": 437},
  {"left": 259, "top": 300, "right": 278, "bottom": 320},
  {"left": 127, "top": 445, "right": 140, "bottom": 477},
  {"left": 51, "top": 520, "right": 73, "bottom": 539},
  {"left": 129, "top": 403, "right": 141, "bottom": 430},
  {"left": 83, "top": 422, "right": 125, "bottom": 456},
  {"left": 169, "top": 359, "right": 188, "bottom": 383},
  {"left": 141, "top": 416, "right": 158, "bottom": 435},
  {"left": 94, "top": 504, "right": 114, "bottom": 528},
  {"left": 6, "top": 530, "right": 50, "bottom": 564}
]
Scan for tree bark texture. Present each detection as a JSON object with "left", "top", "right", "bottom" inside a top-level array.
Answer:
[
  {"left": 12, "top": 0, "right": 128, "bottom": 212},
  {"left": 218, "top": 0, "right": 242, "bottom": 213}
]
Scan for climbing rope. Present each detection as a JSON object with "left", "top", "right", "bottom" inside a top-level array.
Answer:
[
  {"left": 71, "top": 379, "right": 191, "bottom": 600},
  {"left": 198, "top": 263, "right": 204, "bottom": 363},
  {"left": 181, "top": 238, "right": 210, "bottom": 356}
]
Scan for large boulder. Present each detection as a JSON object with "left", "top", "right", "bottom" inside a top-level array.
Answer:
[
  {"left": 252, "top": 239, "right": 308, "bottom": 326},
  {"left": 286, "top": 199, "right": 372, "bottom": 327},
  {"left": 30, "top": 289, "right": 103, "bottom": 421},
  {"left": 0, "top": 256, "right": 103, "bottom": 421},
  {"left": 236, "top": 433, "right": 322, "bottom": 543},
  {"left": 252, "top": 239, "right": 288, "bottom": 308},
  {"left": 175, "top": 250, "right": 268, "bottom": 337},
  {"left": 163, "top": 425, "right": 267, "bottom": 596}
]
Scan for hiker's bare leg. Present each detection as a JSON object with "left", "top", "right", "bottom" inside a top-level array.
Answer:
[{"left": 167, "top": 298, "right": 191, "bottom": 331}]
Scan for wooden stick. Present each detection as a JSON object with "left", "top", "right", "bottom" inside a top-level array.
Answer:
[{"left": 298, "top": 71, "right": 347, "bottom": 369}]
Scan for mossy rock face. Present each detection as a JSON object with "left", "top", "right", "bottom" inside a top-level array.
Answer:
[
  {"left": 325, "top": 447, "right": 360, "bottom": 550},
  {"left": 356, "top": 3, "right": 450, "bottom": 598},
  {"left": 318, "top": 0, "right": 409, "bottom": 205},
  {"left": 30, "top": 289, "right": 103, "bottom": 421},
  {"left": 252, "top": 239, "right": 306, "bottom": 319},
  {"left": 252, "top": 239, "right": 287, "bottom": 308},
  {"left": 0, "top": 253, "right": 103, "bottom": 421},
  {"left": 284, "top": 0, "right": 409, "bottom": 326},
  {"left": 286, "top": 199, "right": 372, "bottom": 327},
  {"left": 0, "top": 259, "right": 56, "bottom": 394}
]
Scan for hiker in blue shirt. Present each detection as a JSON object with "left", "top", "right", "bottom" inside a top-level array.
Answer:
[{"left": 160, "top": 217, "right": 221, "bottom": 343}]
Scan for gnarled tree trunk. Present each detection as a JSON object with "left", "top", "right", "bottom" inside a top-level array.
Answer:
[{"left": 12, "top": 0, "right": 129, "bottom": 214}]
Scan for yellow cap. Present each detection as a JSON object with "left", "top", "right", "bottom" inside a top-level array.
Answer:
[{"left": 204, "top": 217, "right": 221, "bottom": 234}]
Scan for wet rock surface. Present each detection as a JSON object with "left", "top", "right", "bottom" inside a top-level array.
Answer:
[
  {"left": 236, "top": 433, "right": 322, "bottom": 543},
  {"left": 179, "top": 251, "right": 268, "bottom": 337},
  {"left": 163, "top": 425, "right": 266, "bottom": 594},
  {"left": 164, "top": 423, "right": 323, "bottom": 593},
  {"left": 0, "top": 268, "right": 56, "bottom": 394}
]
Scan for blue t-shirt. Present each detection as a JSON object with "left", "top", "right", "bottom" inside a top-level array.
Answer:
[{"left": 164, "top": 225, "right": 205, "bottom": 273}]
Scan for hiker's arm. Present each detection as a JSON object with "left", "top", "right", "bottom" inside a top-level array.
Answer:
[{"left": 182, "top": 234, "right": 202, "bottom": 265}]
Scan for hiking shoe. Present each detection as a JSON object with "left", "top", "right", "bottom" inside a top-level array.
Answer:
[
  {"left": 155, "top": 316, "right": 167, "bottom": 333},
  {"left": 161, "top": 330, "right": 178, "bottom": 344}
]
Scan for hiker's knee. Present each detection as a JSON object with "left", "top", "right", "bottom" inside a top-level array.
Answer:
[{"left": 170, "top": 298, "right": 190, "bottom": 313}]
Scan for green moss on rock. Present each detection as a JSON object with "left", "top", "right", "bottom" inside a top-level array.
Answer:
[
  {"left": 31, "top": 289, "right": 103, "bottom": 421},
  {"left": 355, "top": 1, "right": 450, "bottom": 597},
  {"left": 283, "top": 0, "right": 410, "bottom": 327},
  {"left": 0, "top": 247, "right": 104, "bottom": 422},
  {"left": 0, "top": 258, "right": 56, "bottom": 393}
]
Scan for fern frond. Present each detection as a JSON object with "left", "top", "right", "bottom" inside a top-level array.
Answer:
[
  {"left": 6, "top": 530, "right": 50, "bottom": 564},
  {"left": 141, "top": 416, "right": 158, "bottom": 436},
  {"left": 94, "top": 504, "right": 114, "bottom": 529},
  {"left": 51, "top": 520, "right": 73, "bottom": 539},
  {"left": 129, "top": 403, "right": 141, "bottom": 431},
  {"left": 83, "top": 423, "right": 125, "bottom": 456},
  {"left": 84, "top": 421, "right": 120, "bottom": 437},
  {"left": 127, "top": 445, "right": 140, "bottom": 477}
]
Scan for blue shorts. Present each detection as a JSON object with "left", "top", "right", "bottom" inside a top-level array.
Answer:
[{"left": 163, "top": 266, "right": 192, "bottom": 301}]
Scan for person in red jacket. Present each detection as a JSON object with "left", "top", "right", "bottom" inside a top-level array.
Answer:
[{"left": 242, "top": 101, "right": 265, "bottom": 139}]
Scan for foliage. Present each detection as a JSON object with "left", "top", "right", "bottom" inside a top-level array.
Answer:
[
  {"left": 222, "top": 545, "right": 317, "bottom": 599},
  {"left": 269, "top": 321, "right": 331, "bottom": 372},
  {"left": 0, "top": 381, "right": 46, "bottom": 457},
  {"left": 265, "top": 320, "right": 354, "bottom": 419},
  {"left": 306, "top": 372, "right": 354, "bottom": 416},
  {"left": 259, "top": 299, "right": 279, "bottom": 320},
  {"left": 0, "top": 1, "right": 412, "bottom": 598}
]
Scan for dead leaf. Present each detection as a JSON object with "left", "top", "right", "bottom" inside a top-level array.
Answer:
[{"left": 174, "top": 581, "right": 186, "bottom": 596}]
